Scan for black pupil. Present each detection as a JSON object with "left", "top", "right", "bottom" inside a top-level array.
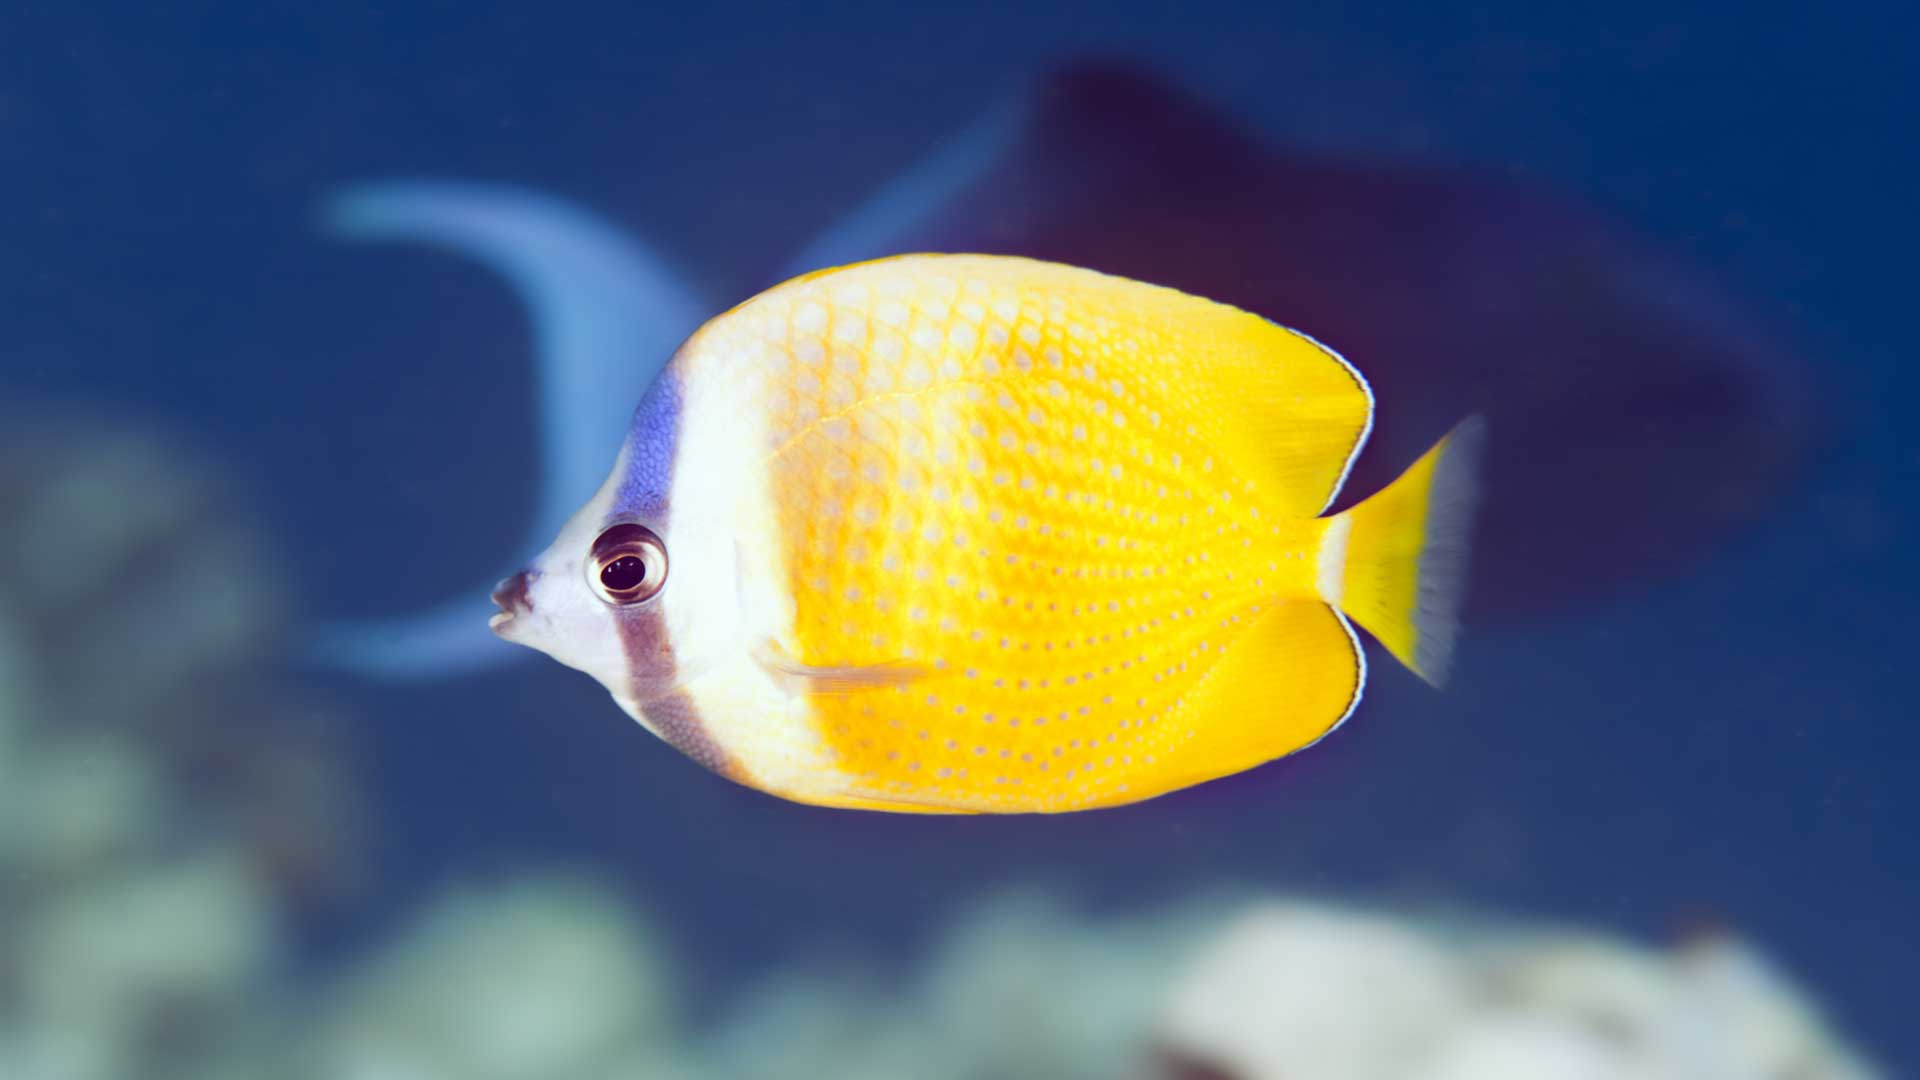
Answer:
[{"left": 600, "top": 554, "right": 649, "bottom": 593}]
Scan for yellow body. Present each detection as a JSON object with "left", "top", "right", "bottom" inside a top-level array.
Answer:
[{"left": 677, "top": 255, "right": 1476, "bottom": 812}]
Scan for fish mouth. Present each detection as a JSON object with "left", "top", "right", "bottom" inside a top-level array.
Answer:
[{"left": 489, "top": 570, "right": 535, "bottom": 635}]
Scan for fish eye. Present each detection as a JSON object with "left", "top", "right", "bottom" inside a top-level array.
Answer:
[{"left": 587, "top": 523, "right": 668, "bottom": 606}]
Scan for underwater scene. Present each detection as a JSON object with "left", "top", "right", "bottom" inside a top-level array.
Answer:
[{"left": 2, "top": 3, "right": 1913, "bottom": 1077}]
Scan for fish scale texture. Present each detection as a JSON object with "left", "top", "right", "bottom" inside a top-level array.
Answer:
[{"left": 677, "top": 255, "right": 1372, "bottom": 811}]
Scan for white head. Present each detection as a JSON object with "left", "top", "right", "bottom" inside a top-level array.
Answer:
[{"left": 488, "top": 371, "right": 742, "bottom": 713}]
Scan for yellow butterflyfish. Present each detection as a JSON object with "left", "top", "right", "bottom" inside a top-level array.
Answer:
[{"left": 490, "top": 254, "right": 1483, "bottom": 813}]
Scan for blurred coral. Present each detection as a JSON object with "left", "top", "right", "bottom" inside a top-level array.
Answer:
[
  {"left": 309, "top": 875, "right": 675, "bottom": 1080},
  {"left": 701, "top": 889, "right": 1217, "bottom": 1080},
  {"left": 292, "top": 882, "right": 1879, "bottom": 1080},
  {"left": 0, "top": 407, "right": 361, "bottom": 1079},
  {"left": 0, "top": 414, "right": 280, "bottom": 730}
]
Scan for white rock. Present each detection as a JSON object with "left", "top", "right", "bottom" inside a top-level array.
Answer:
[
  {"left": 919, "top": 891, "right": 1198, "bottom": 1080},
  {"left": 1414, "top": 1013, "right": 1650, "bottom": 1080},
  {"left": 1490, "top": 934, "right": 1685, "bottom": 1054},
  {"left": 1157, "top": 905, "right": 1885, "bottom": 1080},
  {"left": 1157, "top": 902, "right": 1471, "bottom": 1080},
  {"left": 1672, "top": 937, "right": 1881, "bottom": 1080}
]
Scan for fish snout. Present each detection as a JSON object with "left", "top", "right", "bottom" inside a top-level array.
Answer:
[{"left": 489, "top": 570, "right": 537, "bottom": 633}]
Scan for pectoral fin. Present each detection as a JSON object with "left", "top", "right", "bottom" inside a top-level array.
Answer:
[{"left": 753, "top": 640, "right": 930, "bottom": 695}]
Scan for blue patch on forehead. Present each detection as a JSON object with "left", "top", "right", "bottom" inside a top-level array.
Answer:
[{"left": 613, "top": 366, "right": 682, "bottom": 520}]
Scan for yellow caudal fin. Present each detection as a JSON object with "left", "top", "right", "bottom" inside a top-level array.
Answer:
[{"left": 1328, "top": 417, "right": 1486, "bottom": 686}]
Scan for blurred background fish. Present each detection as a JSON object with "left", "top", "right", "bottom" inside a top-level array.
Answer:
[
  {"left": 790, "top": 61, "right": 1823, "bottom": 623},
  {"left": 309, "top": 61, "right": 1823, "bottom": 679}
]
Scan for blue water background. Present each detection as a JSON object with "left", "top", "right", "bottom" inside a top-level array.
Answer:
[{"left": 4, "top": 1, "right": 1914, "bottom": 1066}]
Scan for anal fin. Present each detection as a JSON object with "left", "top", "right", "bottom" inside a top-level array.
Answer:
[{"left": 1145, "top": 600, "right": 1367, "bottom": 798}]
